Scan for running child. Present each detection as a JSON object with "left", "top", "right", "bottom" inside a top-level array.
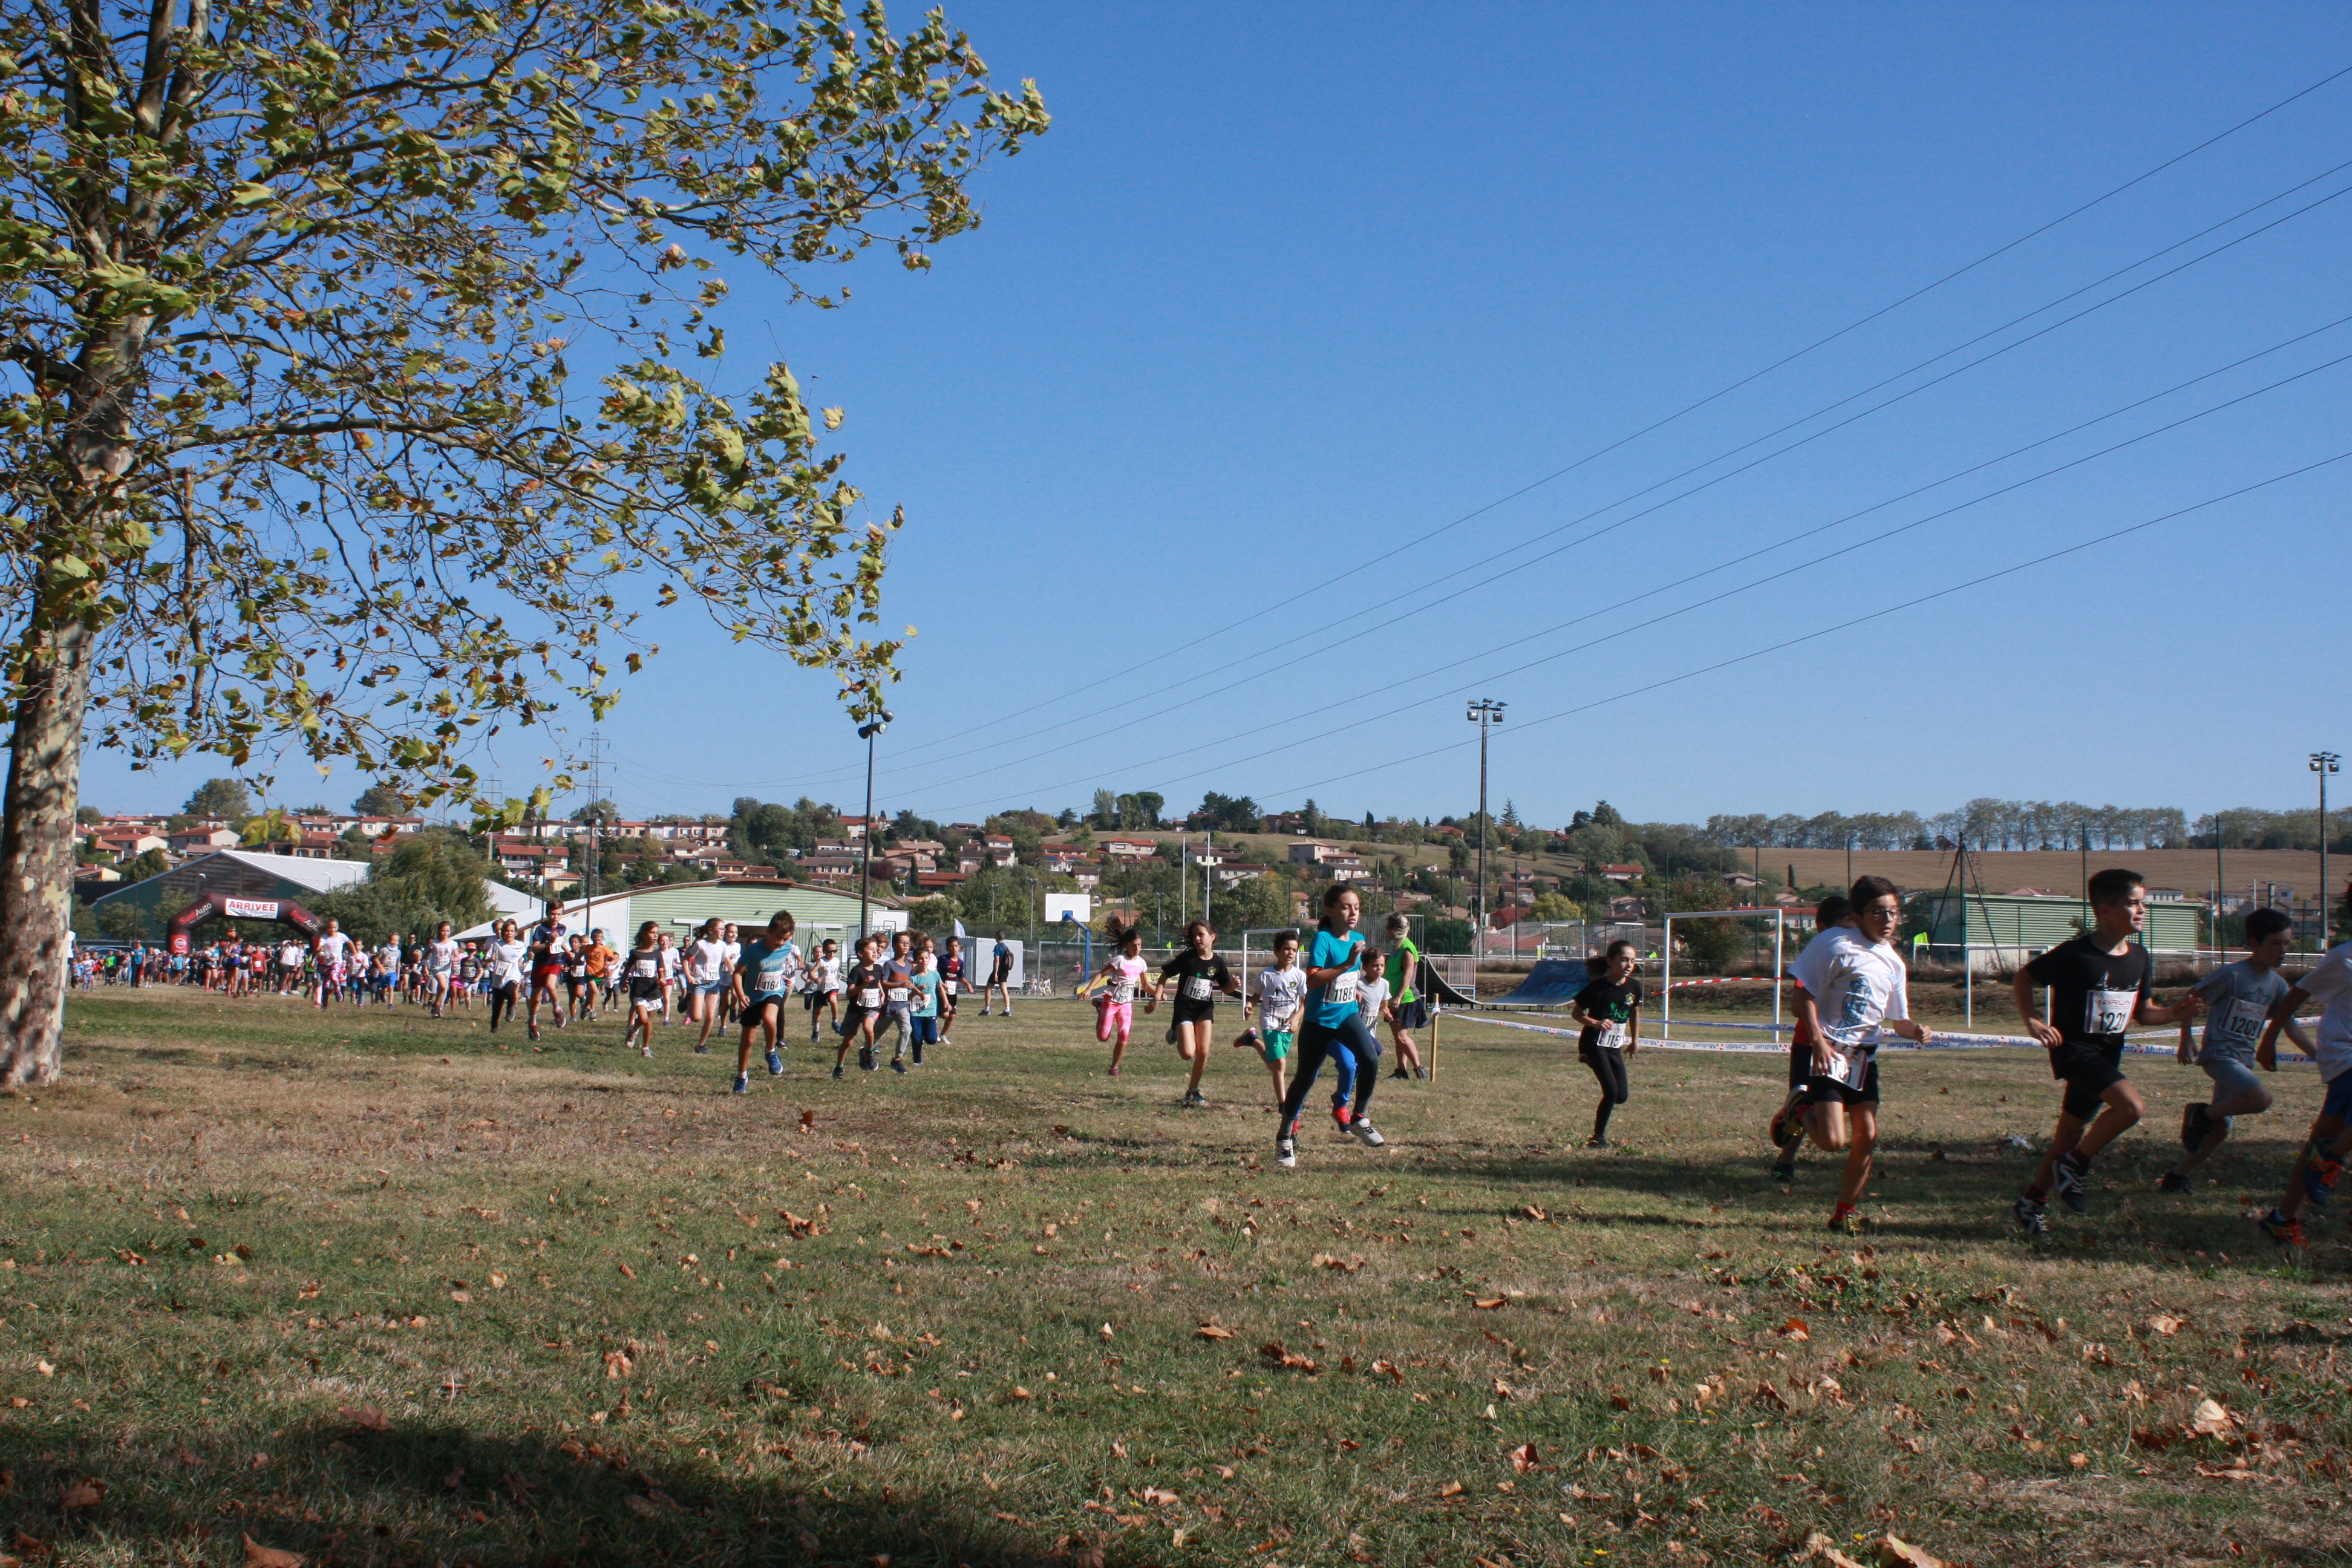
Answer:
[
  {"left": 806, "top": 939, "right": 843, "bottom": 1040},
  {"left": 939, "top": 936, "right": 965, "bottom": 1045},
  {"left": 1381, "top": 913, "right": 1429, "bottom": 1080},
  {"left": 1275, "top": 887, "right": 1387, "bottom": 1167},
  {"left": 1789, "top": 877, "right": 1933, "bottom": 1233},
  {"left": 2012, "top": 868, "right": 2201, "bottom": 1235},
  {"left": 835, "top": 933, "right": 886, "bottom": 1077},
  {"left": 686, "top": 918, "right": 732, "bottom": 1054},
  {"left": 524, "top": 910, "right": 569, "bottom": 1039},
  {"left": 1569, "top": 940, "right": 1643, "bottom": 1149},
  {"left": 313, "top": 920, "right": 353, "bottom": 1009},
  {"left": 908, "top": 935, "right": 942, "bottom": 1068},
  {"left": 1234, "top": 929, "right": 1307, "bottom": 1109},
  {"left": 1356, "top": 946, "right": 1393, "bottom": 1048},
  {"left": 731, "top": 912, "right": 801, "bottom": 1091},
  {"left": 619, "top": 922, "right": 666, "bottom": 1058},
  {"left": 1768, "top": 895, "right": 1852, "bottom": 1181},
  {"left": 983, "top": 931, "right": 1015, "bottom": 1017},
  {"left": 424, "top": 921, "right": 460, "bottom": 1019},
  {"left": 582, "top": 929, "right": 613, "bottom": 1021},
  {"left": 1153, "top": 919, "right": 1240, "bottom": 1108},
  {"left": 2253, "top": 886, "right": 2352, "bottom": 1247},
  {"left": 1095, "top": 921, "right": 1149, "bottom": 1077},
  {"left": 880, "top": 929, "right": 917, "bottom": 1073},
  {"left": 2164, "top": 906, "right": 2310, "bottom": 1192}
]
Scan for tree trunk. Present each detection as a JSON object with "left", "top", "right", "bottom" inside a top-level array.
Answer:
[{"left": 0, "top": 613, "right": 95, "bottom": 1086}]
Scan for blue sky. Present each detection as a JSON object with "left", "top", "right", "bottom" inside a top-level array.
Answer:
[{"left": 93, "top": 4, "right": 2352, "bottom": 828}]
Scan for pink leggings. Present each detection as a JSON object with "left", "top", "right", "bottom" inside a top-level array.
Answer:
[{"left": 1096, "top": 999, "right": 1132, "bottom": 1044}]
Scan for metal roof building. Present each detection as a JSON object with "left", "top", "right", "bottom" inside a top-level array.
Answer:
[
  {"left": 1920, "top": 891, "right": 2207, "bottom": 959},
  {"left": 457, "top": 878, "right": 903, "bottom": 942}
]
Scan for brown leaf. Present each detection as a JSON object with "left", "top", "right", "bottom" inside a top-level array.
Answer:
[
  {"left": 1609, "top": 1392, "right": 1632, "bottom": 1411},
  {"left": 336, "top": 1404, "right": 391, "bottom": 1432},
  {"left": 1140, "top": 1486, "right": 1179, "bottom": 1506},
  {"left": 618, "top": 1263, "right": 636, "bottom": 1279},
  {"left": 244, "top": 1537, "right": 305, "bottom": 1567},
  {"left": 57, "top": 1479, "right": 103, "bottom": 1511},
  {"left": 799, "top": 1109, "right": 817, "bottom": 1134},
  {"left": 604, "top": 1351, "right": 634, "bottom": 1379},
  {"left": 1194, "top": 1324, "right": 1235, "bottom": 1341},
  {"left": 1436, "top": 1480, "right": 1465, "bottom": 1498},
  {"left": 2190, "top": 1398, "right": 2233, "bottom": 1437},
  {"left": 1749, "top": 1382, "right": 1792, "bottom": 1412},
  {"left": 1471, "top": 1298, "right": 1507, "bottom": 1310},
  {"left": 1779, "top": 1317, "right": 1810, "bottom": 1341},
  {"left": 2147, "top": 1313, "right": 2184, "bottom": 1337},
  {"left": 1520, "top": 1204, "right": 1548, "bottom": 1221},
  {"left": 1258, "top": 1341, "right": 1319, "bottom": 1373},
  {"left": 1877, "top": 1537, "right": 1947, "bottom": 1568},
  {"left": 1509, "top": 1442, "right": 1539, "bottom": 1474}
]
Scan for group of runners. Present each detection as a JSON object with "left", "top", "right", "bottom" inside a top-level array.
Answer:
[{"left": 1573, "top": 867, "right": 2352, "bottom": 1244}]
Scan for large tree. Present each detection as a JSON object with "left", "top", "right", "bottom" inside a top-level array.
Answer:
[{"left": 0, "top": 0, "right": 1047, "bottom": 1082}]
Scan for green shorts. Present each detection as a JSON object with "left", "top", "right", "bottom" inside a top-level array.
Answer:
[{"left": 1259, "top": 1028, "right": 1294, "bottom": 1064}]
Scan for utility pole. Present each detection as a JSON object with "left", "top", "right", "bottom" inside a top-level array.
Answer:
[
  {"left": 1466, "top": 699, "right": 1506, "bottom": 962},
  {"left": 2314, "top": 752, "right": 2339, "bottom": 949},
  {"left": 583, "top": 730, "right": 603, "bottom": 933}
]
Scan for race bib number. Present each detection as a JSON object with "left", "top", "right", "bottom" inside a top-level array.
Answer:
[
  {"left": 1181, "top": 976, "right": 1214, "bottom": 1001},
  {"left": 887, "top": 986, "right": 909, "bottom": 1005},
  {"left": 2220, "top": 996, "right": 2269, "bottom": 1045},
  {"left": 942, "top": 978, "right": 959, "bottom": 995},
  {"left": 858, "top": 987, "right": 883, "bottom": 1011},
  {"left": 1105, "top": 976, "right": 1134, "bottom": 1004},
  {"left": 629, "top": 957, "right": 658, "bottom": 979},
  {"left": 1325, "top": 971, "right": 1359, "bottom": 1005},
  {"left": 759, "top": 965, "right": 791, "bottom": 995},
  {"left": 1598, "top": 1021, "right": 1628, "bottom": 1051},
  {"left": 1824, "top": 1047, "right": 1870, "bottom": 1090},
  {"left": 2083, "top": 987, "right": 2137, "bottom": 1035}
]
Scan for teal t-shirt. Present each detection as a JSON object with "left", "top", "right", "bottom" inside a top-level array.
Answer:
[
  {"left": 1308, "top": 927, "right": 1366, "bottom": 1028},
  {"left": 911, "top": 969, "right": 941, "bottom": 1019},
  {"left": 740, "top": 939, "right": 799, "bottom": 998}
]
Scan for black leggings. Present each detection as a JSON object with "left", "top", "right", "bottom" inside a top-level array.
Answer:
[
  {"left": 489, "top": 981, "right": 521, "bottom": 1030},
  {"left": 1280, "top": 1013, "right": 1381, "bottom": 1128},
  {"left": 1583, "top": 1046, "right": 1628, "bottom": 1137}
]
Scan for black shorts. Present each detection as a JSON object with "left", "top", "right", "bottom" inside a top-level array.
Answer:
[
  {"left": 1798, "top": 1059, "right": 1879, "bottom": 1107},
  {"left": 628, "top": 978, "right": 664, "bottom": 1004},
  {"left": 1788, "top": 1040, "right": 1813, "bottom": 1089},
  {"left": 1171, "top": 998, "right": 1218, "bottom": 1026},
  {"left": 2048, "top": 1039, "right": 2126, "bottom": 1121},
  {"left": 1391, "top": 998, "right": 1429, "bottom": 1031}
]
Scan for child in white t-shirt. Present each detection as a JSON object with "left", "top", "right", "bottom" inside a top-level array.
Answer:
[
  {"left": 1233, "top": 931, "right": 1308, "bottom": 1109},
  {"left": 1354, "top": 948, "right": 1391, "bottom": 1034}
]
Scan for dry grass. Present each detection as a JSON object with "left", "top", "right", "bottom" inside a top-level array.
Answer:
[{"left": 1, "top": 988, "right": 2348, "bottom": 1567}]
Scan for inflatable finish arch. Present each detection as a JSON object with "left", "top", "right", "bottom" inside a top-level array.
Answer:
[{"left": 166, "top": 890, "right": 324, "bottom": 956}]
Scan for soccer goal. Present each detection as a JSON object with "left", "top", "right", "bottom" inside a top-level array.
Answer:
[{"left": 1659, "top": 906, "right": 1789, "bottom": 1039}]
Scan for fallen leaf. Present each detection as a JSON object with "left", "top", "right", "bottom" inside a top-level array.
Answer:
[
  {"left": 2148, "top": 1313, "right": 2184, "bottom": 1337},
  {"left": 34, "top": 1361, "right": 53, "bottom": 1377},
  {"left": 1141, "top": 1486, "right": 1179, "bottom": 1506},
  {"left": 604, "top": 1351, "right": 634, "bottom": 1379},
  {"left": 2191, "top": 1398, "right": 2233, "bottom": 1437},
  {"left": 1258, "top": 1341, "right": 1319, "bottom": 1373},
  {"left": 1437, "top": 1480, "right": 1465, "bottom": 1498},
  {"left": 1011, "top": 1387, "right": 1031, "bottom": 1400},
  {"left": 800, "top": 1109, "right": 817, "bottom": 1132},
  {"left": 1520, "top": 1204, "right": 1548, "bottom": 1221},
  {"left": 1509, "top": 1442, "right": 1539, "bottom": 1474},
  {"left": 1195, "top": 1324, "right": 1235, "bottom": 1341},
  {"left": 1779, "top": 1317, "right": 1810, "bottom": 1342},
  {"left": 57, "top": 1478, "right": 103, "bottom": 1510},
  {"left": 1609, "top": 1393, "right": 1632, "bottom": 1411},
  {"left": 1471, "top": 1298, "right": 1506, "bottom": 1311},
  {"left": 618, "top": 1263, "right": 636, "bottom": 1279},
  {"left": 337, "top": 1405, "right": 391, "bottom": 1432},
  {"left": 244, "top": 1537, "right": 305, "bottom": 1567},
  {"left": 1877, "top": 1536, "right": 1947, "bottom": 1568}
]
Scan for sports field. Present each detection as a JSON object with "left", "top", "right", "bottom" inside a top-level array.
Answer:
[{"left": 2, "top": 991, "right": 2347, "bottom": 1567}]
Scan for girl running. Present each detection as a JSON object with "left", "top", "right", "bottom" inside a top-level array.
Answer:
[
  {"left": 909, "top": 934, "right": 942, "bottom": 1067},
  {"left": 835, "top": 932, "right": 886, "bottom": 1077},
  {"left": 939, "top": 936, "right": 965, "bottom": 1045},
  {"left": 1094, "top": 922, "right": 1149, "bottom": 1077},
  {"left": 486, "top": 920, "right": 528, "bottom": 1033},
  {"left": 731, "top": 912, "right": 801, "bottom": 1091},
  {"left": 686, "top": 918, "right": 732, "bottom": 1054},
  {"left": 1275, "top": 887, "right": 1386, "bottom": 1167},
  {"left": 524, "top": 912, "right": 569, "bottom": 1040},
  {"left": 425, "top": 921, "right": 460, "bottom": 1019},
  {"left": 313, "top": 919, "right": 353, "bottom": 1010},
  {"left": 719, "top": 923, "right": 743, "bottom": 1027},
  {"left": 1569, "top": 941, "right": 1643, "bottom": 1149},
  {"left": 1235, "top": 929, "right": 1307, "bottom": 1109},
  {"left": 881, "top": 929, "right": 917, "bottom": 1073},
  {"left": 619, "top": 921, "right": 667, "bottom": 1057},
  {"left": 1152, "top": 919, "right": 1240, "bottom": 1108}
]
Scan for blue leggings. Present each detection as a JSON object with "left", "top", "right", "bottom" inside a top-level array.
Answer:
[{"left": 1281, "top": 1013, "right": 1381, "bottom": 1127}]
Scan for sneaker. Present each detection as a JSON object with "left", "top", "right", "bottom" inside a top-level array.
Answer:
[
  {"left": 2304, "top": 1143, "right": 2344, "bottom": 1207},
  {"left": 809, "top": 1028, "right": 821, "bottom": 1043},
  {"left": 640, "top": 1043, "right": 653, "bottom": 1059},
  {"left": 1771, "top": 1158, "right": 1797, "bottom": 1183},
  {"left": 2181, "top": 1102, "right": 2211, "bottom": 1153},
  {"left": 1330, "top": 1102, "right": 1352, "bottom": 1129},
  {"left": 1390, "top": 1067, "right": 1409, "bottom": 1080},
  {"left": 732, "top": 1073, "right": 750, "bottom": 1094},
  {"left": 911, "top": 1044, "right": 924, "bottom": 1067},
  {"left": 766, "top": 1048, "right": 783, "bottom": 1076},
  {"left": 2159, "top": 1171, "right": 2194, "bottom": 1195},
  {"left": 1275, "top": 1135, "right": 1297, "bottom": 1169},
  {"left": 1828, "top": 1205, "right": 1862, "bottom": 1235},
  {"left": 1002, "top": 1008, "right": 1013, "bottom": 1020},
  {"left": 979, "top": 1007, "right": 991, "bottom": 1017},
  {"left": 1106, "top": 1065, "right": 1121, "bottom": 1077},
  {"left": 832, "top": 1063, "right": 844, "bottom": 1080},
  {"left": 2258, "top": 1207, "right": 2305, "bottom": 1247},
  {"left": 890, "top": 1056, "right": 907, "bottom": 1074},
  {"left": 1181, "top": 1088, "right": 1206, "bottom": 1109},
  {"left": 1584, "top": 1136, "right": 1609, "bottom": 1149},
  {"left": 939, "top": 1037, "right": 953, "bottom": 1048},
  {"left": 859, "top": 1046, "right": 875, "bottom": 1073},
  {"left": 694, "top": 1044, "right": 710, "bottom": 1056},
  {"left": 1350, "top": 1119, "right": 1385, "bottom": 1148},
  {"left": 2011, "top": 1197, "right": 2050, "bottom": 1236},
  {"left": 2051, "top": 1154, "right": 2090, "bottom": 1215},
  {"left": 1414, "top": 1066, "right": 1429, "bottom": 1080}
]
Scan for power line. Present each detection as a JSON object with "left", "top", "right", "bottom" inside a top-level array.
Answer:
[
  {"left": 879, "top": 158, "right": 2352, "bottom": 790},
  {"left": 908, "top": 316, "right": 2352, "bottom": 810},
  {"left": 877, "top": 62, "right": 2352, "bottom": 769},
  {"left": 922, "top": 341, "right": 2352, "bottom": 808}
]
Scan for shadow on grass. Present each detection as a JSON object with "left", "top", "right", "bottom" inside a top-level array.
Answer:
[{"left": 0, "top": 1414, "right": 1094, "bottom": 1567}]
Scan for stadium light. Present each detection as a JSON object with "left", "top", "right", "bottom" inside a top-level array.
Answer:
[
  {"left": 2314, "top": 751, "right": 2339, "bottom": 946},
  {"left": 1466, "top": 700, "right": 1505, "bottom": 961}
]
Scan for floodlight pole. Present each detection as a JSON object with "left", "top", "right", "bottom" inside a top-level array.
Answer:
[
  {"left": 855, "top": 709, "right": 895, "bottom": 946},
  {"left": 1466, "top": 699, "right": 1505, "bottom": 962},
  {"left": 2314, "top": 752, "right": 2339, "bottom": 948}
]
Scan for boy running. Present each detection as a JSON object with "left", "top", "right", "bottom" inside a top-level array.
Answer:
[
  {"left": 1235, "top": 929, "right": 1307, "bottom": 1109},
  {"left": 806, "top": 939, "right": 842, "bottom": 1040},
  {"left": 1769, "top": 895, "right": 1852, "bottom": 1181},
  {"left": 880, "top": 929, "right": 916, "bottom": 1073},
  {"left": 1789, "top": 877, "right": 1933, "bottom": 1233},
  {"left": 731, "top": 912, "right": 801, "bottom": 1092},
  {"left": 1275, "top": 887, "right": 1387, "bottom": 1166},
  {"left": 2012, "top": 868, "right": 2201, "bottom": 1235},
  {"left": 836, "top": 933, "right": 886, "bottom": 1077},
  {"left": 908, "top": 936, "right": 942, "bottom": 1068},
  {"left": 1569, "top": 940, "right": 1643, "bottom": 1149},
  {"left": 2254, "top": 892, "right": 2352, "bottom": 1247},
  {"left": 939, "top": 936, "right": 965, "bottom": 1045},
  {"left": 2163, "top": 907, "right": 2309, "bottom": 1192}
]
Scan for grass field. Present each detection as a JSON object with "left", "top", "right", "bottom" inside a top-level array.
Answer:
[{"left": 3, "top": 989, "right": 2349, "bottom": 1567}]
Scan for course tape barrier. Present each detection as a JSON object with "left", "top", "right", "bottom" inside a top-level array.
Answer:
[{"left": 1449, "top": 1010, "right": 2323, "bottom": 1061}]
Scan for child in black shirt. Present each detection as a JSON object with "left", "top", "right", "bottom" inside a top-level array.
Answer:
[{"left": 1569, "top": 941, "right": 1643, "bottom": 1148}]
